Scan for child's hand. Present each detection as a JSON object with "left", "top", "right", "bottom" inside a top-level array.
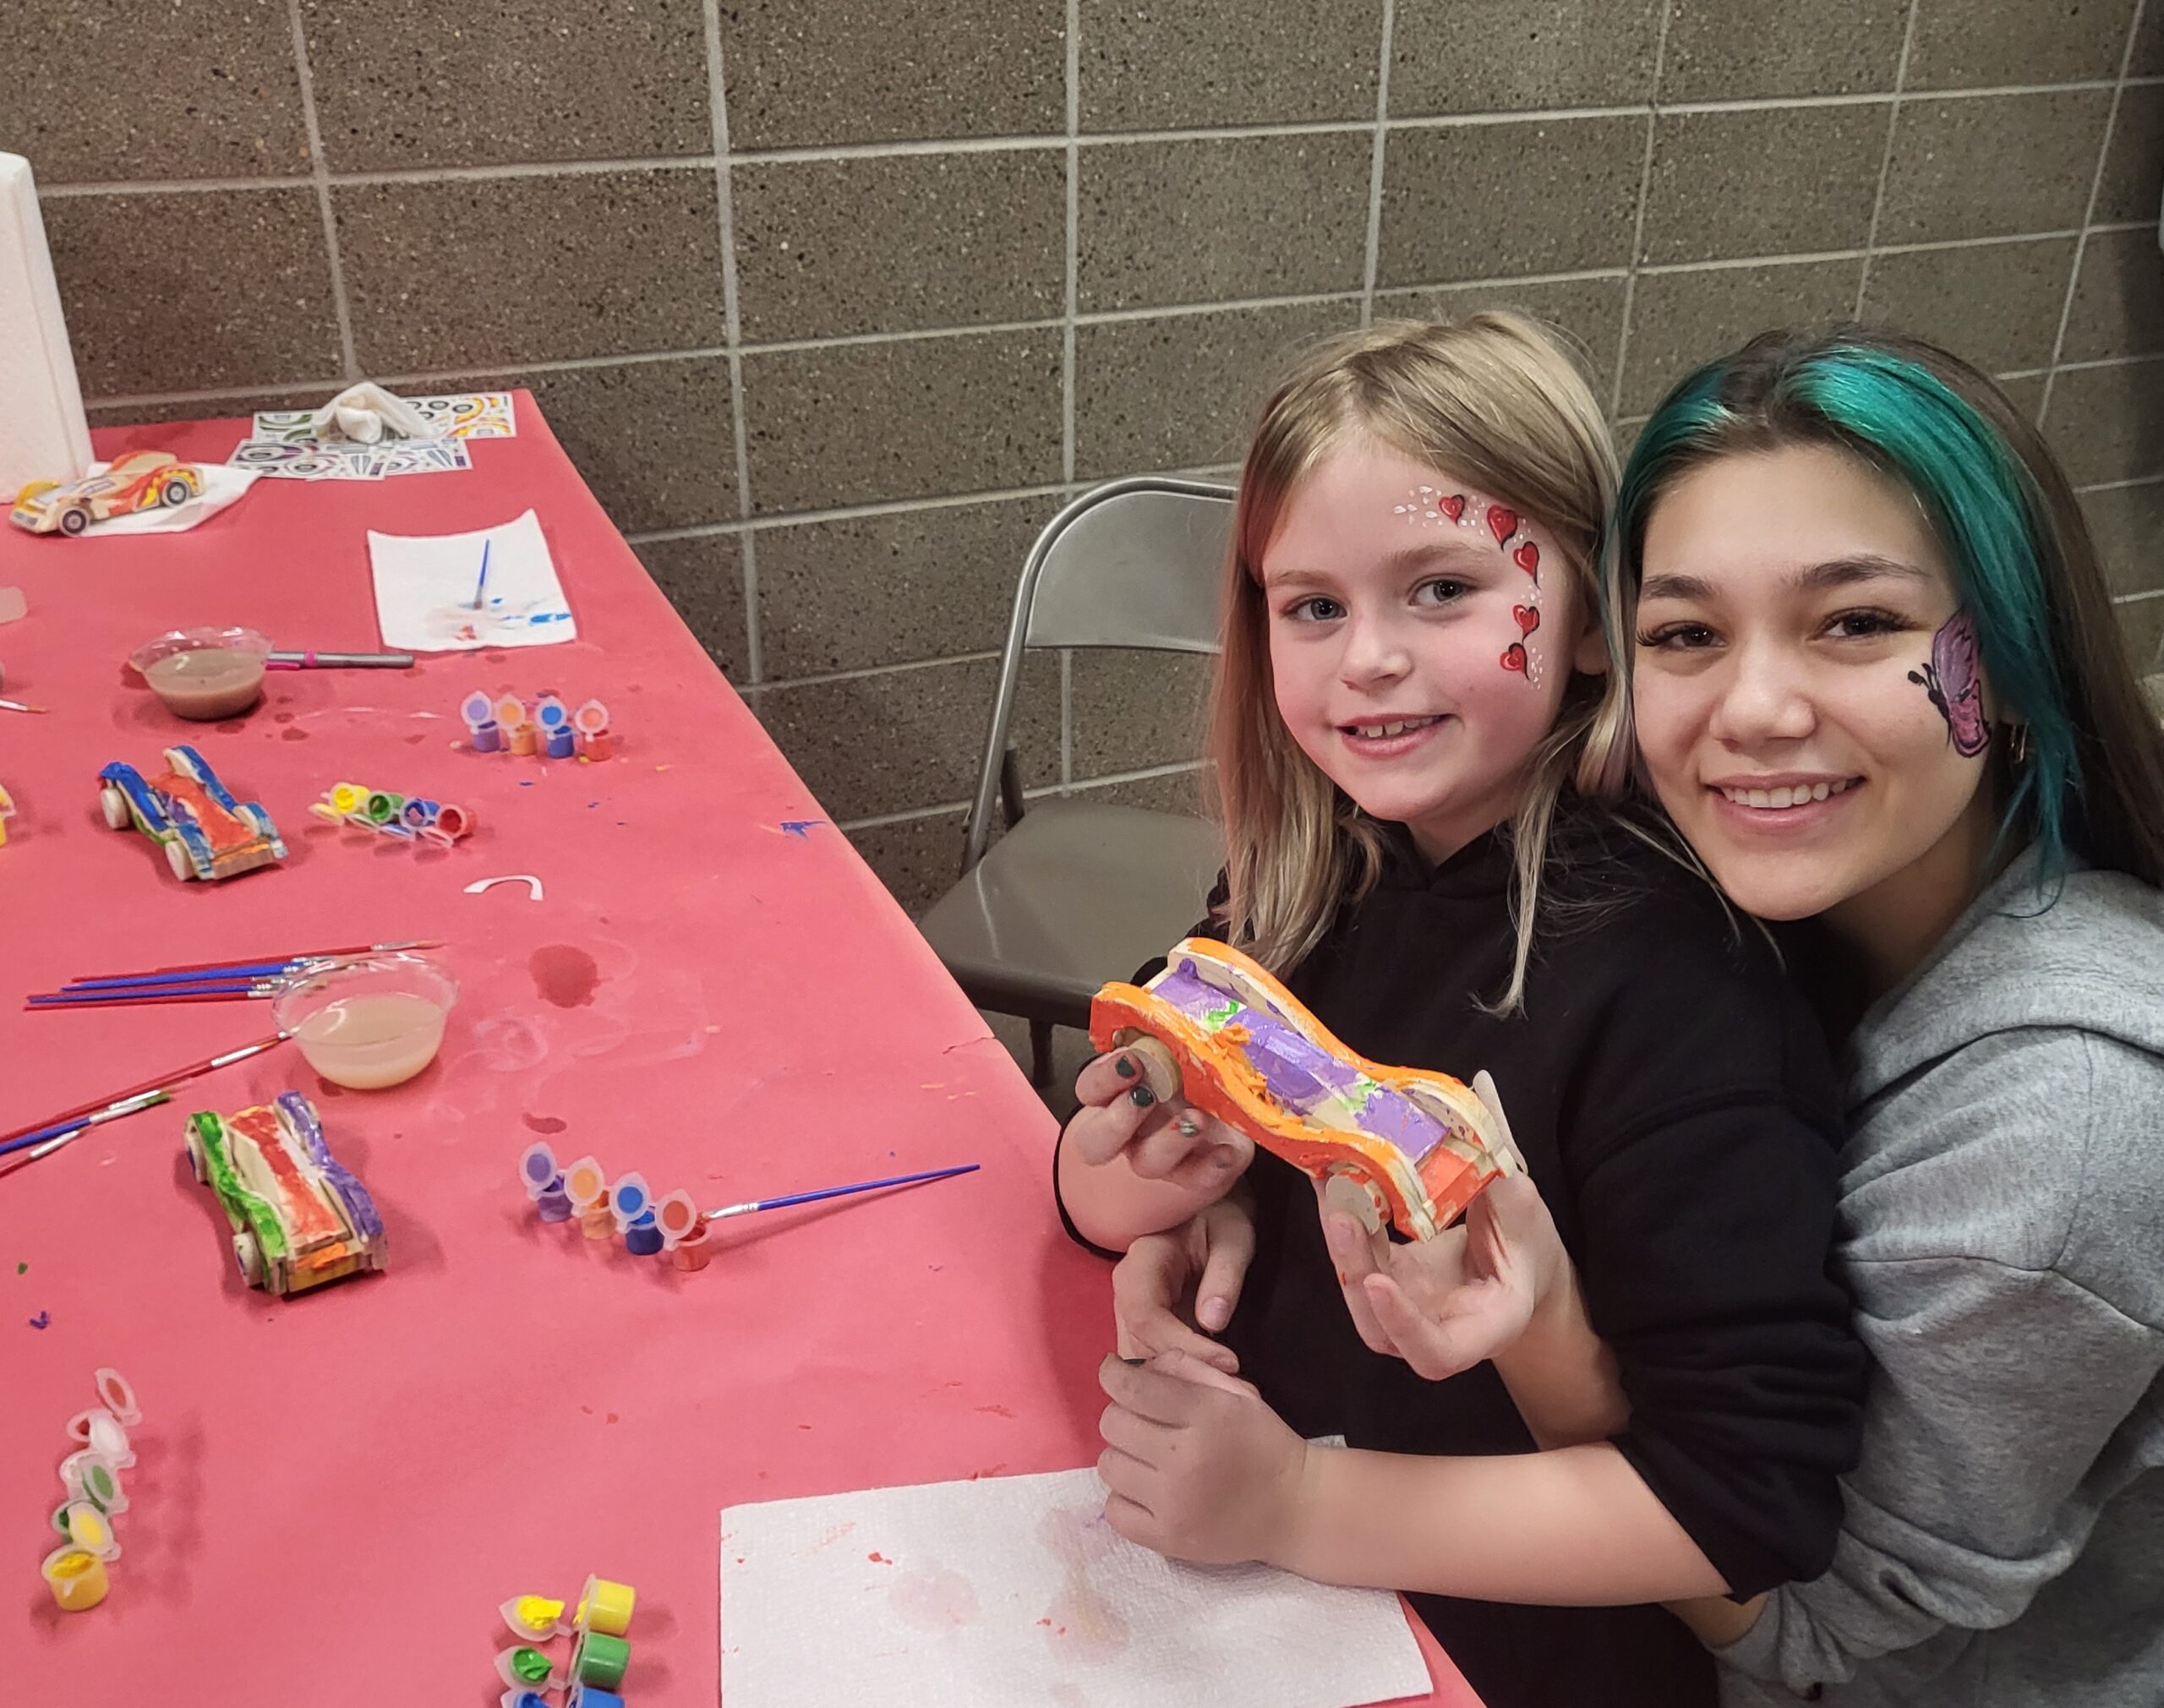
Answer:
[
  {"left": 1063, "top": 1047, "right": 1253, "bottom": 1197},
  {"left": 1111, "top": 1194, "right": 1254, "bottom": 1374},
  {"left": 1096, "top": 1351, "right": 1313, "bottom": 1566},
  {"left": 1316, "top": 1172, "right": 1560, "bottom": 1380}
]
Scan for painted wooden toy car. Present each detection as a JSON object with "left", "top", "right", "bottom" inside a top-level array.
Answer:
[
  {"left": 184, "top": 1091, "right": 386, "bottom": 1296},
  {"left": 11, "top": 452, "right": 203, "bottom": 537},
  {"left": 1092, "top": 938, "right": 1522, "bottom": 1241},
  {"left": 97, "top": 745, "right": 286, "bottom": 881}
]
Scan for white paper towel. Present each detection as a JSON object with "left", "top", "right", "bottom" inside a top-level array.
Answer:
[
  {"left": 0, "top": 154, "right": 91, "bottom": 498},
  {"left": 721, "top": 1464, "right": 1432, "bottom": 1708}
]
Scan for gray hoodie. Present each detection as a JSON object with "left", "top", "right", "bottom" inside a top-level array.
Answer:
[{"left": 1719, "top": 852, "right": 2164, "bottom": 1706}]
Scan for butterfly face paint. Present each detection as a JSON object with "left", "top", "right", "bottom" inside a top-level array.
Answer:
[
  {"left": 1393, "top": 485, "right": 1545, "bottom": 685},
  {"left": 1908, "top": 608, "right": 1991, "bottom": 757},
  {"left": 1260, "top": 442, "right": 1587, "bottom": 863}
]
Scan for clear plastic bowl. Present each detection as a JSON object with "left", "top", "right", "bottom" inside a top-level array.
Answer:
[
  {"left": 272, "top": 954, "right": 457, "bottom": 1090},
  {"left": 128, "top": 626, "right": 271, "bottom": 722}
]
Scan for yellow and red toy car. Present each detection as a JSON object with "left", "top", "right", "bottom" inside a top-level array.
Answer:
[{"left": 11, "top": 452, "right": 203, "bottom": 537}]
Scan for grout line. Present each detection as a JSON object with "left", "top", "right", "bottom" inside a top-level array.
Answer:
[
  {"left": 283, "top": 0, "right": 358, "bottom": 380},
  {"left": 1855, "top": 0, "right": 1922, "bottom": 319},
  {"left": 2116, "top": 587, "right": 2164, "bottom": 603},
  {"left": 2078, "top": 472, "right": 2164, "bottom": 493},
  {"left": 2041, "top": 0, "right": 2149, "bottom": 423},
  {"left": 1642, "top": 246, "right": 1867, "bottom": 275},
  {"left": 1360, "top": 0, "right": 1396, "bottom": 324},
  {"left": 2055, "top": 351, "right": 2164, "bottom": 372},
  {"left": 1063, "top": 0, "right": 1080, "bottom": 486},
  {"left": 1609, "top": 2, "right": 1674, "bottom": 417},
  {"left": 700, "top": 0, "right": 762, "bottom": 682}
]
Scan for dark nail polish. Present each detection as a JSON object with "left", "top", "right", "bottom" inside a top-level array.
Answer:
[
  {"left": 1120, "top": 1356, "right": 1147, "bottom": 1366},
  {"left": 1128, "top": 1085, "right": 1156, "bottom": 1108},
  {"left": 1114, "top": 1056, "right": 1136, "bottom": 1079}
]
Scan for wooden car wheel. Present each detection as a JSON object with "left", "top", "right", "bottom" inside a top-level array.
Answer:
[
  {"left": 232, "top": 1231, "right": 263, "bottom": 1287},
  {"left": 159, "top": 477, "right": 193, "bottom": 507},
  {"left": 1321, "top": 1163, "right": 1389, "bottom": 1236},
  {"left": 165, "top": 838, "right": 194, "bottom": 881},
  {"left": 100, "top": 786, "right": 130, "bottom": 830},
  {"left": 57, "top": 505, "right": 90, "bottom": 536}
]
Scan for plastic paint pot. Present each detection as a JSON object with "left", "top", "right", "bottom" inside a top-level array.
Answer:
[
  {"left": 576, "top": 1574, "right": 637, "bottom": 1635},
  {"left": 623, "top": 1214, "right": 663, "bottom": 1258},
  {"left": 572, "top": 1630, "right": 630, "bottom": 1689},
  {"left": 545, "top": 724, "right": 576, "bottom": 759},
  {"left": 507, "top": 723, "right": 538, "bottom": 756},
  {"left": 41, "top": 1545, "right": 109, "bottom": 1612},
  {"left": 434, "top": 803, "right": 472, "bottom": 839},
  {"left": 669, "top": 1220, "right": 712, "bottom": 1272}
]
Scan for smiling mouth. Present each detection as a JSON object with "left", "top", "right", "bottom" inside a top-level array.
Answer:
[
  {"left": 1342, "top": 715, "right": 1442, "bottom": 739},
  {"left": 1715, "top": 778, "right": 1860, "bottom": 810}
]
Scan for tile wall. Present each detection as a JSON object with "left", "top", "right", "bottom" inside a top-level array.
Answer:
[{"left": 16, "top": 0, "right": 2164, "bottom": 914}]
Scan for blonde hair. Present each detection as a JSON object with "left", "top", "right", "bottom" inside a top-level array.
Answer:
[{"left": 1210, "top": 313, "right": 1619, "bottom": 1012}]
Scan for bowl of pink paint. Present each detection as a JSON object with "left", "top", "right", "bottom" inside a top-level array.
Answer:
[{"left": 273, "top": 953, "right": 456, "bottom": 1090}]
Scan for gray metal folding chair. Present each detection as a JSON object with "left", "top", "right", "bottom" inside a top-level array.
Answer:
[{"left": 918, "top": 477, "right": 1232, "bottom": 1087}]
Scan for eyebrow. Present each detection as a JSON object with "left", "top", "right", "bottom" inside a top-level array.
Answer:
[
  {"left": 1263, "top": 540, "right": 1484, "bottom": 591},
  {"left": 1640, "top": 554, "right": 1933, "bottom": 603}
]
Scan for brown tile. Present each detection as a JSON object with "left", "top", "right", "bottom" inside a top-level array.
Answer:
[
  {"left": 1994, "top": 372, "right": 2047, "bottom": 423},
  {"left": 1904, "top": 0, "right": 2138, "bottom": 90},
  {"left": 1861, "top": 237, "right": 2077, "bottom": 376},
  {"left": 752, "top": 653, "right": 1059, "bottom": 820},
  {"left": 2044, "top": 358, "right": 2164, "bottom": 485},
  {"left": 1070, "top": 650, "right": 1214, "bottom": 779},
  {"left": 734, "top": 152, "right": 1064, "bottom": 341},
  {"left": 634, "top": 535, "right": 748, "bottom": 679},
  {"left": 44, "top": 189, "right": 340, "bottom": 397},
  {"left": 1079, "top": 0, "right": 1376, "bottom": 130},
  {"left": 1074, "top": 300, "right": 1358, "bottom": 479},
  {"left": 722, "top": 0, "right": 1063, "bottom": 149},
  {"left": 1640, "top": 106, "right": 1888, "bottom": 266},
  {"left": 741, "top": 329, "right": 1063, "bottom": 513},
  {"left": 299, "top": 0, "right": 710, "bottom": 170},
  {"left": 1377, "top": 276, "right": 1630, "bottom": 403},
  {"left": 1877, "top": 91, "right": 2111, "bottom": 245},
  {"left": 2131, "top": 3, "right": 2164, "bottom": 74},
  {"left": 1660, "top": 0, "right": 1909, "bottom": 100},
  {"left": 2081, "top": 482, "right": 2164, "bottom": 597},
  {"left": 1621, "top": 259, "right": 1865, "bottom": 414},
  {"left": 2063, "top": 226, "right": 2164, "bottom": 364},
  {"left": 459, "top": 359, "right": 738, "bottom": 532},
  {"left": 1078, "top": 134, "right": 1370, "bottom": 312},
  {"left": 1377, "top": 116, "right": 1645, "bottom": 286},
  {"left": 2097, "top": 84, "right": 2164, "bottom": 225},
  {"left": 1391, "top": 0, "right": 1662, "bottom": 113},
  {"left": 87, "top": 389, "right": 325, "bottom": 431},
  {"left": 10, "top": 0, "right": 309, "bottom": 183},
  {"left": 336, "top": 172, "right": 725, "bottom": 373},
  {"left": 845, "top": 810, "right": 967, "bottom": 918},
  {"left": 1067, "top": 764, "right": 1217, "bottom": 817},
  {"left": 756, "top": 495, "right": 1052, "bottom": 676},
  {"left": 2115, "top": 591, "right": 2164, "bottom": 674},
  {"left": 1613, "top": 416, "right": 1647, "bottom": 460}
]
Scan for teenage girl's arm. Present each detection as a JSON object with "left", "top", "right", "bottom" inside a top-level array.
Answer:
[
  {"left": 1054, "top": 1045, "right": 1253, "bottom": 1252},
  {"left": 1097, "top": 1350, "right": 1730, "bottom": 1602}
]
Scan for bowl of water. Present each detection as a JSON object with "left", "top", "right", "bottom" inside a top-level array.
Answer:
[
  {"left": 273, "top": 954, "right": 457, "bottom": 1090},
  {"left": 128, "top": 626, "right": 271, "bottom": 721}
]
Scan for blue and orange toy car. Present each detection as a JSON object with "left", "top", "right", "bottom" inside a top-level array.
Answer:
[
  {"left": 97, "top": 745, "right": 285, "bottom": 881},
  {"left": 11, "top": 452, "right": 203, "bottom": 537}
]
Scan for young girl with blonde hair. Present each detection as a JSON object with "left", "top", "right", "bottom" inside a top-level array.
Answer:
[{"left": 1053, "top": 314, "right": 1866, "bottom": 1708}]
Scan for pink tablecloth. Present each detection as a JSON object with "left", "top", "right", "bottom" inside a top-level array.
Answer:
[{"left": 0, "top": 397, "right": 1477, "bottom": 1706}]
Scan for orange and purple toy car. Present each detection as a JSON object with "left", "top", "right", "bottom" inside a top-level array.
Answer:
[
  {"left": 1092, "top": 938, "right": 1522, "bottom": 1241},
  {"left": 11, "top": 452, "right": 203, "bottom": 537}
]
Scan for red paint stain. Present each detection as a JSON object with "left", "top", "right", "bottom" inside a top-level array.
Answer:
[
  {"left": 605, "top": 1412, "right": 618, "bottom": 1424},
  {"left": 522, "top": 1112, "right": 568, "bottom": 1133},
  {"left": 529, "top": 945, "right": 600, "bottom": 1008},
  {"left": 404, "top": 732, "right": 427, "bottom": 745},
  {"left": 580, "top": 1404, "right": 593, "bottom": 1414},
  {"left": 975, "top": 1404, "right": 1015, "bottom": 1418},
  {"left": 281, "top": 726, "right": 309, "bottom": 741},
  {"left": 968, "top": 1465, "right": 1009, "bottom": 1480},
  {"left": 274, "top": 712, "right": 296, "bottom": 723},
  {"left": 315, "top": 1079, "right": 346, "bottom": 1098},
  {"left": 217, "top": 720, "right": 246, "bottom": 734},
  {"left": 867, "top": 1552, "right": 892, "bottom": 1565}
]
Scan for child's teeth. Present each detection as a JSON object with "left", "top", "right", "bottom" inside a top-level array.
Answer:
[{"left": 1722, "top": 778, "right": 1854, "bottom": 808}]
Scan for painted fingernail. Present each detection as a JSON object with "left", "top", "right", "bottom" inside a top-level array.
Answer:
[
  {"left": 1128, "top": 1085, "right": 1156, "bottom": 1108},
  {"left": 1176, "top": 1115, "right": 1202, "bottom": 1138},
  {"left": 1211, "top": 1144, "right": 1240, "bottom": 1169},
  {"left": 1114, "top": 1055, "right": 1137, "bottom": 1079},
  {"left": 1119, "top": 1356, "right": 1147, "bottom": 1367}
]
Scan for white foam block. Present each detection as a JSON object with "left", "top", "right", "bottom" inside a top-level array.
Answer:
[{"left": 0, "top": 154, "right": 91, "bottom": 497}]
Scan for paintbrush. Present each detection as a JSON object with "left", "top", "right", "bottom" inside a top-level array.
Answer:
[
  {"left": 68, "top": 940, "right": 440, "bottom": 985},
  {"left": 0, "top": 1032, "right": 288, "bottom": 1152},
  {"left": 0, "top": 696, "right": 46, "bottom": 713},
  {"left": 0, "top": 1090, "right": 172, "bottom": 1169},
  {"left": 703, "top": 1163, "right": 980, "bottom": 1222}
]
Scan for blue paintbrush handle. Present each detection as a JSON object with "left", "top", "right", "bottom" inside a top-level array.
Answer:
[
  {"left": 706, "top": 1162, "right": 979, "bottom": 1220},
  {"left": 67, "top": 960, "right": 300, "bottom": 990}
]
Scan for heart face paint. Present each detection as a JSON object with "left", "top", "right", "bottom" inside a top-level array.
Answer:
[{"left": 1395, "top": 485, "right": 1544, "bottom": 685}]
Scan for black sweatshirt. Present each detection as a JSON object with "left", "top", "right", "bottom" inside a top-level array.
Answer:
[{"left": 1057, "top": 804, "right": 1866, "bottom": 1708}]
